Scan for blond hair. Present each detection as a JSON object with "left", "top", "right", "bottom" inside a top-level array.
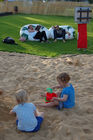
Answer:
[
  {"left": 15, "top": 89, "right": 28, "bottom": 104},
  {"left": 57, "top": 73, "right": 70, "bottom": 83}
]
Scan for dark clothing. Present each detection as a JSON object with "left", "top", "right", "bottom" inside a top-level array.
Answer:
[
  {"left": 34, "top": 31, "right": 47, "bottom": 42},
  {"left": 54, "top": 28, "right": 66, "bottom": 40},
  {"left": 16, "top": 117, "right": 43, "bottom": 132}
]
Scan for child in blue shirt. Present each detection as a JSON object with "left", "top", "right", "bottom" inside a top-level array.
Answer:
[
  {"left": 37, "top": 73, "right": 75, "bottom": 109},
  {"left": 9, "top": 89, "right": 44, "bottom": 132}
]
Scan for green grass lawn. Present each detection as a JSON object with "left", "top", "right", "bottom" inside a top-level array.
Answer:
[{"left": 0, "top": 14, "right": 93, "bottom": 57}]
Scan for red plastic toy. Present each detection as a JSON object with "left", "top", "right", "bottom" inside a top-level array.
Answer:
[{"left": 45, "top": 88, "right": 57, "bottom": 103}]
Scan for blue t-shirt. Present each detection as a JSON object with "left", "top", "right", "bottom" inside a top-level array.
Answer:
[
  {"left": 60, "top": 84, "right": 75, "bottom": 108},
  {"left": 12, "top": 103, "right": 37, "bottom": 131}
]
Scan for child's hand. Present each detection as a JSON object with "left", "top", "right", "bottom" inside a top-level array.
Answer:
[
  {"left": 9, "top": 110, "right": 16, "bottom": 116},
  {"left": 9, "top": 110, "right": 13, "bottom": 115},
  {"left": 40, "top": 94, "right": 46, "bottom": 97},
  {"left": 51, "top": 97, "right": 58, "bottom": 101}
]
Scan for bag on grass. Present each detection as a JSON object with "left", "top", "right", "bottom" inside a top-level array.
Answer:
[{"left": 3, "top": 37, "right": 17, "bottom": 45}]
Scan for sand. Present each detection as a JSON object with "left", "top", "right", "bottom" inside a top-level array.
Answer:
[{"left": 0, "top": 51, "right": 93, "bottom": 140}]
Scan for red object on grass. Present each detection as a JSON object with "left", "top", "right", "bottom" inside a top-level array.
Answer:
[
  {"left": 45, "top": 92, "right": 57, "bottom": 103},
  {"left": 77, "top": 24, "right": 87, "bottom": 49}
]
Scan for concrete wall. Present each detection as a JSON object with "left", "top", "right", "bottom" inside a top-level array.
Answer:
[{"left": 0, "top": 1, "right": 93, "bottom": 17}]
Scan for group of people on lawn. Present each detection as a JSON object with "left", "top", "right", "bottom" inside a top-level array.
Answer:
[{"left": 20, "top": 24, "right": 70, "bottom": 43}]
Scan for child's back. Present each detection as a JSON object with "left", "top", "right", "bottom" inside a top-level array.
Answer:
[
  {"left": 13, "top": 103, "right": 37, "bottom": 131},
  {"left": 10, "top": 89, "right": 44, "bottom": 132},
  {"left": 60, "top": 83, "right": 75, "bottom": 108}
]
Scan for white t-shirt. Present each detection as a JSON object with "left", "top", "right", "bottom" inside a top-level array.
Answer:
[
  {"left": 28, "top": 31, "right": 37, "bottom": 40},
  {"left": 12, "top": 103, "right": 37, "bottom": 131}
]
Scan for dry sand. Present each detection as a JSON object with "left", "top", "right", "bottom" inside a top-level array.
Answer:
[{"left": 0, "top": 51, "right": 93, "bottom": 140}]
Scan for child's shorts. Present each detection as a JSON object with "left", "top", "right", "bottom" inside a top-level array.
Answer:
[
  {"left": 16, "top": 116, "right": 43, "bottom": 132},
  {"left": 57, "top": 101, "right": 64, "bottom": 110}
]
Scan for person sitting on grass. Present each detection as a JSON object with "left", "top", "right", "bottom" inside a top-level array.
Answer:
[
  {"left": 9, "top": 89, "right": 44, "bottom": 132},
  {"left": 36, "top": 73, "right": 75, "bottom": 110},
  {"left": 53, "top": 25, "right": 71, "bottom": 43}
]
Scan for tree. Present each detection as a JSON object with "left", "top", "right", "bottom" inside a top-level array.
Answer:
[{"left": 88, "top": 0, "right": 93, "bottom": 4}]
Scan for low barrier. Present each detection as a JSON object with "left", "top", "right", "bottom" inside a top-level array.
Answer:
[{"left": 0, "top": 1, "right": 93, "bottom": 17}]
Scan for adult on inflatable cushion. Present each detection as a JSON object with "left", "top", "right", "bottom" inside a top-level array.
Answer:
[
  {"left": 48, "top": 25, "right": 75, "bottom": 40},
  {"left": 20, "top": 24, "right": 50, "bottom": 41}
]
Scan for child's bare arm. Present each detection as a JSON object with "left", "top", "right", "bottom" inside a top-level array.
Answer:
[
  {"left": 56, "top": 91, "right": 61, "bottom": 97},
  {"left": 52, "top": 94, "right": 68, "bottom": 102},
  {"left": 34, "top": 109, "right": 44, "bottom": 118},
  {"left": 34, "top": 110, "right": 38, "bottom": 117},
  {"left": 9, "top": 110, "right": 16, "bottom": 116},
  {"left": 52, "top": 85, "right": 63, "bottom": 89}
]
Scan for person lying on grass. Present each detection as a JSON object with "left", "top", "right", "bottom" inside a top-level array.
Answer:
[{"left": 19, "top": 25, "right": 49, "bottom": 43}]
